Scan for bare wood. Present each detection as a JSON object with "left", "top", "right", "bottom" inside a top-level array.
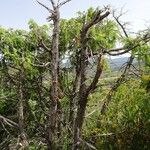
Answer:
[
  {"left": 50, "top": 0, "right": 56, "bottom": 8},
  {"left": 0, "top": 115, "right": 18, "bottom": 128},
  {"left": 37, "top": 0, "right": 54, "bottom": 14},
  {"left": 113, "top": 10, "right": 129, "bottom": 37},
  {"left": 36, "top": 0, "right": 72, "bottom": 148},
  {"left": 38, "top": 38, "right": 51, "bottom": 52},
  {"left": 72, "top": 8, "right": 110, "bottom": 150},
  {"left": 32, "top": 62, "right": 51, "bottom": 67},
  {"left": 58, "top": 0, "right": 72, "bottom": 8},
  {"left": 104, "top": 36, "right": 150, "bottom": 56},
  {"left": 87, "top": 53, "right": 103, "bottom": 93},
  {"left": 83, "top": 10, "right": 110, "bottom": 34},
  {"left": 100, "top": 16, "right": 133, "bottom": 115},
  {"left": 105, "top": 48, "right": 130, "bottom": 56},
  {"left": 105, "top": 47, "right": 125, "bottom": 52}
]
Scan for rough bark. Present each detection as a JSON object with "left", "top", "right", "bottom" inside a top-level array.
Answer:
[
  {"left": 69, "top": 58, "right": 81, "bottom": 128},
  {"left": 72, "top": 9, "right": 110, "bottom": 149},
  {"left": 17, "top": 69, "right": 28, "bottom": 150},
  {"left": 47, "top": 6, "right": 60, "bottom": 150},
  {"left": 37, "top": 1, "right": 72, "bottom": 149}
]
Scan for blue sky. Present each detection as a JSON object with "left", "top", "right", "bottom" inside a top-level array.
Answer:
[{"left": 0, "top": 0, "right": 149, "bottom": 31}]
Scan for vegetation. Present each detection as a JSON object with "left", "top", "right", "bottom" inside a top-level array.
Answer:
[{"left": 0, "top": 0, "right": 150, "bottom": 149}]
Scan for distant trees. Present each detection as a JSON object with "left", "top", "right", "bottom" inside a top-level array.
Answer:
[{"left": 0, "top": 0, "right": 149, "bottom": 149}]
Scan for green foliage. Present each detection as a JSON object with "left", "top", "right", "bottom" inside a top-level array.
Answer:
[
  {"left": 88, "top": 19, "right": 119, "bottom": 51},
  {"left": 59, "top": 18, "right": 82, "bottom": 54},
  {"left": 85, "top": 79, "right": 150, "bottom": 149},
  {"left": 122, "top": 32, "right": 150, "bottom": 67},
  {"left": 0, "top": 7, "right": 149, "bottom": 150},
  {"left": 60, "top": 8, "right": 119, "bottom": 53}
]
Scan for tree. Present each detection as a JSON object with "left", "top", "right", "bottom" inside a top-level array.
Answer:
[{"left": 0, "top": 2, "right": 149, "bottom": 149}]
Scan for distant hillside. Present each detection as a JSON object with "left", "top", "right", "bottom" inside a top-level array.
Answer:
[
  {"left": 60, "top": 56, "right": 138, "bottom": 72},
  {"left": 108, "top": 57, "right": 138, "bottom": 71}
]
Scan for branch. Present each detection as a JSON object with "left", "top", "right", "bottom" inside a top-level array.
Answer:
[
  {"left": 31, "top": 62, "right": 51, "bottom": 67},
  {"left": 104, "top": 48, "right": 130, "bottom": 56},
  {"left": 114, "top": 16, "right": 128, "bottom": 37},
  {"left": 83, "top": 10, "right": 110, "bottom": 34},
  {"left": 99, "top": 9, "right": 150, "bottom": 116},
  {"left": 113, "top": 9, "right": 129, "bottom": 37},
  {"left": 37, "top": 0, "right": 54, "bottom": 14},
  {"left": 0, "top": 115, "right": 18, "bottom": 128},
  {"left": 38, "top": 39, "right": 51, "bottom": 53},
  {"left": 100, "top": 55, "right": 134, "bottom": 114},
  {"left": 87, "top": 53, "right": 103, "bottom": 94},
  {"left": 104, "top": 36, "right": 150, "bottom": 56},
  {"left": 0, "top": 135, "right": 10, "bottom": 148},
  {"left": 100, "top": 18, "right": 135, "bottom": 114},
  {"left": 79, "top": 138, "right": 97, "bottom": 150},
  {"left": 50, "top": 0, "right": 56, "bottom": 8},
  {"left": 85, "top": 110, "right": 97, "bottom": 118},
  {"left": 58, "top": 0, "right": 72, "bottom": 8}
]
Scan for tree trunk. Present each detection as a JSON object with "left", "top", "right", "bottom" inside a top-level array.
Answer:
[
  {"left": 72, "top": 30, "right": 89, "bottom": 149},
  {"left": 18, "top": 69, "right": 28, "bottom": 150},
  {"left": 72, "top": 10, "right": 110, "bottom": 149},
  {"left": 47, "top": 7, "right": 60, "bottom": 150},
  {"left": 72, "top": 95, "right": 88, "bottom": 150},
  {"left": 69, "top": 66, "right": 80, "bottom": 128}
]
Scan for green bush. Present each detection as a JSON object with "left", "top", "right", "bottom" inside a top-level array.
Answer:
[{"left": 84, "top": 79, "right": 150, "bottom": 150}]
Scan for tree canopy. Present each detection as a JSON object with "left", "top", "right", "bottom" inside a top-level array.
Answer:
[{"left": 0, "top": 2, "right": 150, "bottom": 149}]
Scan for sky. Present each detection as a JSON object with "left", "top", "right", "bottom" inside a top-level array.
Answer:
[{"left": 0, "top": 0, "right": 149, "bottom": 31}]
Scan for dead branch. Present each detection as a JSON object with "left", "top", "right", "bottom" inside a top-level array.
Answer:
[
  {"left": 104, "top": 36, "right": 150, "bottom": 56},
  {"left": 105, "top": 48, "right": 130, "bottom": 56},
  {"left": 72, "top": 8, "right": 110, "bottom": 149},
  {"left": 31, "top": 62, "right": 51, "bottom": 67},
  {"left": 0, "top": 135, "right": 10, "bottom": 148},
  {"left": 105, "top": 47, "right": 125, "bottom": 52},
  {"left": 58, "top": 0, "right": 72, "bottom": 8},
  {"left": 50, "top": 0, "right": 56, "bottom": 8},
  {"left": 0, "top": 115, "right": 18, "bottom": 128},
  {"left": 83, "top": 10, "right": 110, "bottom": 34},
  {"left": 38, "top": 38, "right": 51, "bottom": 52},
  {"left": 100, "top": 16, "right": 134, "bottom": 114},
  {"left": 37, "top": 0, "right": 54, "bottom": 14},
  {"left": 79, "top": 138, "right": 97, "bottom": 150},
  {"left": 112, "top": 9, "right": 129, "bottom": 37},
  {"left": 87, "top": 53, "right": 103, "bottom": 94}
]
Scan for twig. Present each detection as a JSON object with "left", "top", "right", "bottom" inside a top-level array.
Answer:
[
  {"left": 113, "top": 10, "right": 128, "bottom": 37},
  {"left": 79, "top": 138, "right": 97, "bottom": 150},
  {"left": 31, "top": 62, "right": 51, "bottom": 67},
  {"left": 58, "top": 0, "right": 72, "bottom": 8},
  {"left": 0, "top": 115, "right": 18, "bottom": 128},
  {"left": 85, "top": 110, "right": 97, "bottom": 118}
]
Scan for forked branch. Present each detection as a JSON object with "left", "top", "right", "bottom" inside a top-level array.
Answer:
[
  {"left": 83, "top": 9, "right": 110, "bottom": 34},
  {"left": 0, "top": 115, "right": 18, "bottom": 128},
  {"left": 37, "top": 0, "right": 54, "bottom": 14}
]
